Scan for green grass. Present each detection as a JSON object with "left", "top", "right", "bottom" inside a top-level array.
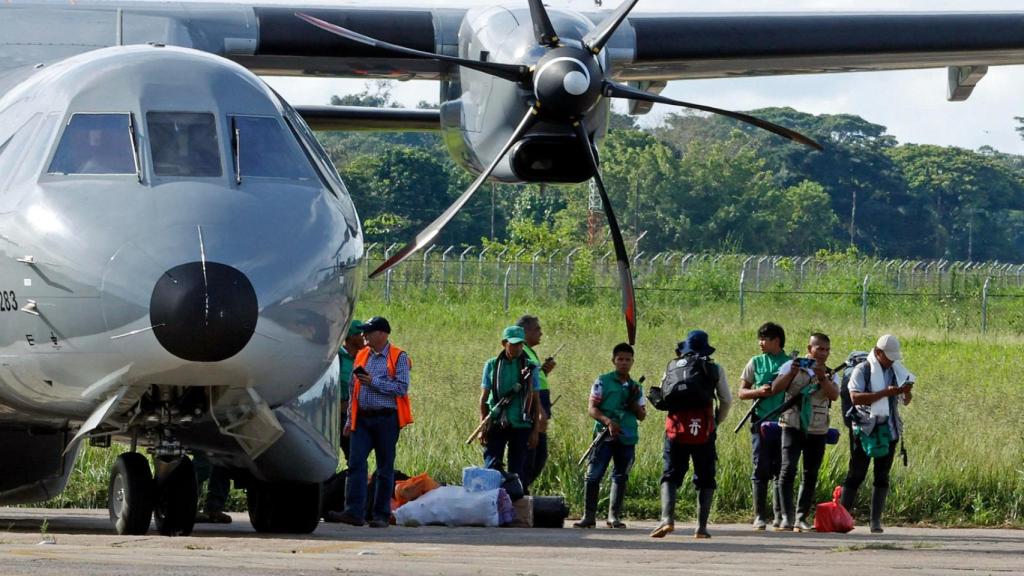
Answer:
[{"left": 54, "top": 277, "right": 1024, "bottom": 527}]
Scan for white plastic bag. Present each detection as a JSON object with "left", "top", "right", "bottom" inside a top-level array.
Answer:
[{"left": 393, "top": 486, "right": 500, "bottom": 527}]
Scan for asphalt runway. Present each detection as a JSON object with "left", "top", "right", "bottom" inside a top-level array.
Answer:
[{"left": 0, "top": 508, "right": 1020, "bottom": 575}]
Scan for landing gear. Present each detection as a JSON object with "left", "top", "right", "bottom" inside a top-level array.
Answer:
[
  {"left": 108, "top": 452, "right": 199, "bottom": 536},
  {"left": 247, "top": 480, "right": 321, "bottom": 534},
  {"left": 153, "top": 455, "right": 198, "bottom": 536},
  {"left": 108, "top": 452, "right": 155, "bottom": 535}
]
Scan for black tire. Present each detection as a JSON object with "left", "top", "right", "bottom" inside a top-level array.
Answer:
[
  {"left": 108, "top": 452, "right": 154, "bottom": 535},
  {"left": 153, "top": 456, "right": 198, "bottom": 536},
  {"left": 247, "top": 480, "right": 321, "bottom": 534}
]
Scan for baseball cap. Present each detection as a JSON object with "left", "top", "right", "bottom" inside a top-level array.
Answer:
[
  {"left": 346, "top": 321, "right": 364, "bottom": 338},
  {"left": 876, "top": 334, "right": 902, "bottom": 362},
  {"left": 502, "top": 325, "right": 526, "bottom": 344},
  {"left": 359, "top": 316, "right": 391, "bottom": 334}
]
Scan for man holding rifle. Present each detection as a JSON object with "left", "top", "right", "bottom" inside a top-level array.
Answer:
[
  {"left": 738, "top": 322, "right": 790, "bottom": 530},
  {"left": 770, "top": 332, "right": 839, "bottom": 532},
  {"left": 574, "top": 343, "right": 645, "bottom": 529},
  {"left": 479, "top": 325, "right": 545, "bottom": 486}
]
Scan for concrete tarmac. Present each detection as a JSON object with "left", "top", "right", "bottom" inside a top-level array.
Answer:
[{"left": 0, "top": 508, "right": 1020, "bottom": 576}]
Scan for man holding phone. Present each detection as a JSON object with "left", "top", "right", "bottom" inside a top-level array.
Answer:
[
  {"left": 770, "top": 333, "right": 839, "bottom": 532},
  {"left": 841, "top": 334, "right": 915, "bottom": 533}
]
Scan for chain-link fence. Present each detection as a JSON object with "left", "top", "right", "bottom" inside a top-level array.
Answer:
[{"left": 361, "top": 243, "right": 1024, "bottom": 334}]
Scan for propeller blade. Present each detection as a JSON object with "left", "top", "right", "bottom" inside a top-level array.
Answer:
[
  {"left": 582, "top": 0, "right": 640, "bottom": 54},
  {"left": 527, "top": 0, "right": 560, "bottom": 47},
  {"left": 369, "top": 107, "right": 540, "bottom": 279},
  {"left": 571, "top": 121, "right": 637, "bottom": 345},
  {"left": 604, "top": 81, "right": 823, "bottom": 150},
  {"left": 296, "top": 12, "right": 528, "bottom": 84}
]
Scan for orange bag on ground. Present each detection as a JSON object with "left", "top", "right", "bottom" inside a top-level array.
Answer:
[
  {"left": 394, "top": 473, "right": 440, "bottom": 507},
  {"left": 814, "top": 486, "right": 855, "bottom": 533}
]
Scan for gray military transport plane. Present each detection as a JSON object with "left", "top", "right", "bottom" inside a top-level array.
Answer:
[{"left": 1, "top": 0, "right": 1023, "bottom": 537}]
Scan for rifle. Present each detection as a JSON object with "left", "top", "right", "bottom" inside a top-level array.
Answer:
[
  {"left": 577, "top": 427, "right": 609, "bottom": 467},
  {"left": 750, "top": 364, "right": 836, "bottom": 428},
  {"left": 732, "top": 398, "right": 763, "bottom": 433},
  {"left": 465, "top": 379, "right": 526, "bottom": 445}
]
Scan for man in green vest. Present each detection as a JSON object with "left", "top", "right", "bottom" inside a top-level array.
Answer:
[
  {"left": 738, "top": 322, "right": 789, "bottom": 530},
  {"left": 574, "top": 343, "right": 646, "bottom": 529},
  {"left": 338, "top": 320, "right": 368, "bottom": 462},
  {"left": 479, "top": 325, "right": 545, "bottom": 484},
  {"left": 517, "top": 314, "right": 556, "bottom": 491}
]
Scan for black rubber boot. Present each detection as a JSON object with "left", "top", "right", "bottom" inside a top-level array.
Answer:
[
  {"left": 779, "top": 479, "right": 795, "bottom": 531},
  {"left": 773, "top": 482, "right": 784, "bottom": 529},
  {"left": 840, "top": 485, "right": 858, "bottom": 512},
  {"left": 607, "top": 480, "right": 627, "bottom": 528},
  {"left": 573, "top": 482, "right": 599, "bottom": 528},
  {"left": 695, "top": 488, "right": 714, "bottom": 539},
  {"left": 752, "top": 481, "right": 768, "bottom": 530},
  {"left": 870, "top": 486, "right": 889, "bottom": 534},
  {"left": 650, "top": 482, "right": 676, "bottom": 538}
]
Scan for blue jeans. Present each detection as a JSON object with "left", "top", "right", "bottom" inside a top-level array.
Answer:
[
  {"left": 584, "top": 439, "right": 635, "bottom": 486},
  {"left": 484, "top": 426, "right": 531, "bottom": 481},
  {"left": 345, "top": 412, "right": 400, "bottom": 522}
]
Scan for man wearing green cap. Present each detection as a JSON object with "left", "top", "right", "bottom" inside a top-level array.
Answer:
[
  {"left": 338, "top": 321, "right": 368, "bottom": 462},
  {"left": 479, "top": 325, "right": 545, "bottom": 483}
]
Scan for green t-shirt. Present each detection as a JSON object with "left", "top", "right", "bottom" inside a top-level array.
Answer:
[
  {"left": 591, "top": 371, "right": 643, "bottom": 446},
  {"left": 745, "top": 352, "right": 789, "bottom": 419},
  {"left": 338, "top": 347, "right": 353, "bottom": 402},
  {"left": 523, "top": 345, "right": 550, "bottom": 391},
  {"left": 481, "top": 353, "right": 539, "bottom": 429}
]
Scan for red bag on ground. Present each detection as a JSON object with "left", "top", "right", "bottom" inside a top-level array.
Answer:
[{"left": 814, "top": 486, "right": 855, "bottom": 533}]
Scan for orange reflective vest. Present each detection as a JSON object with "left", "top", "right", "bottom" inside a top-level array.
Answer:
[{"left": 351, "top": 344, "right": 413, "bottom": 430}]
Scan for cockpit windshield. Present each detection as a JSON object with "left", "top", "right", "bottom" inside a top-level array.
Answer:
[
  {"left": 48, "top": 114, "right": 136, "bottom": 175},
  {"left": 231, "top": 115, "right": 315, "bottom": 181},
  {"left": 148, "top": 112, "right": 221, "bottom": 177}
]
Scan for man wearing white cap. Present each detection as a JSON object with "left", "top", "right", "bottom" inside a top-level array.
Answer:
[{"left": 840, "top": 334, "right": 915, "bottom": 533}]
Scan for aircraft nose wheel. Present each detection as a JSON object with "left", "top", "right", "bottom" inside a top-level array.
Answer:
[
  {"left": 153, "top": 455, "right": 199, "bottom": 536},
  {"left": 108, "top": 452, "right": 155, "bottom": 535}
]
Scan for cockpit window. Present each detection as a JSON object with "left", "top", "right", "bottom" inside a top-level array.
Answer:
[
  {"left": 231, "top": 115, "right": 314, "bottom": 181},
  {"left": 48, "top": 114, "right": 136, "bottom": 175},
  {"left": 147, "top": 112, "right": 221, "bottom": 177}
]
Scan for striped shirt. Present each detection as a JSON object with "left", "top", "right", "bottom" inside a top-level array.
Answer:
[{"left": 347, "top": 342, "right": 410, "bottom": 415}]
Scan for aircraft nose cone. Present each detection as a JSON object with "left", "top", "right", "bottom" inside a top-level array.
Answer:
[{"left": 149, "top": 262, "right": 258, "bottom": 362}]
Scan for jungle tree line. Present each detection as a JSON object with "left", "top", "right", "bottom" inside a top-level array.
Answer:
[{"left": 316, "top": 86, "right": 1024, "bottom": 261}]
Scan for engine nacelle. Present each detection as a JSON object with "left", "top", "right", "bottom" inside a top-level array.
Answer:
[{"left": 439, "top": 6, "right": 609, "bottom": 184}]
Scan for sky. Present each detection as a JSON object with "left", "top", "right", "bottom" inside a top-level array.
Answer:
[{"left": 265, "top": 0, "right": 1024, "bottom": 154}]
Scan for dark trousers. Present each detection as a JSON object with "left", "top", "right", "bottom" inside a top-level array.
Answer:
[
  {"left": 484, "top": 426, "right": 532, "bottom": 481},
  {"left": 751, "top": 427, "right": 782, "bottom": 482},
  {"left": 345, "top": 412, "right": 400, "bottom": 522},
  {"left": 661, "top": 434, "right": 717, "bottom": 489},
  {"left": 193, "top": 453, "right": 231, "bottom": 513},
  {"left": 523, "top": 390, "right": 552, "bottom": 490},
  {"left": 780, "top": 428, "right": 826, "bottom": 521},
  {"left": 842, "top": 427, "right": 896, "bottom": 493},
  {"left": 584, "top": 439, "right": 635, "bottom": 486}
]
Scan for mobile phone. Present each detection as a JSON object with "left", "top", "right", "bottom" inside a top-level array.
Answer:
[{"left": 353, "top": 366, "right": 368, "bottom": 375}]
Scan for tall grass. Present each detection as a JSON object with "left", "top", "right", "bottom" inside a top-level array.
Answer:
[{"left": 54, "top": 277, "right": 1023, "bottom": 526}]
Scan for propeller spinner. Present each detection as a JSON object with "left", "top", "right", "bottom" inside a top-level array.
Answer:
[{"left": 297, "top": 1, "right": 821, "bottom": 344}]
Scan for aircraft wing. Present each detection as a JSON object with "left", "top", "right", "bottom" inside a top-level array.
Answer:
[
  {"left": 615, "top": 12, "right": 1024, "bottom": 80},
  {"left": 295, "top": 105, "right": 440, "bottom": 131}
]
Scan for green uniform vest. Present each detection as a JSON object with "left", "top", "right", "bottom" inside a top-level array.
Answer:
[
  {"left": 338, "top": 348, "right": 353, "bottom": 402},
  {"left": 524, "top": 345, "right": 549, "bottom": 391},
  {"left": 752, "top": 353, "right": 789, "bottom": 419},
  {"left": 484, "top": 353, "right": 536, "bottom": 429},
  {"left": 592, "top": 372, "right": 641, "bottom": 446}
]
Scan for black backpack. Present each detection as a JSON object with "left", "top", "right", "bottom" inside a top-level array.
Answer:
[
  {"left": 837, "top": 351, "right": 869, "bottom": 427},
  {"left": 649, "top": 354, "right": 717, "bottom": 412}
]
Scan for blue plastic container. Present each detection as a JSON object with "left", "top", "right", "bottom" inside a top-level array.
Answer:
[{"left": 462, "top": 466, "right": 503, "bottom": 492}]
